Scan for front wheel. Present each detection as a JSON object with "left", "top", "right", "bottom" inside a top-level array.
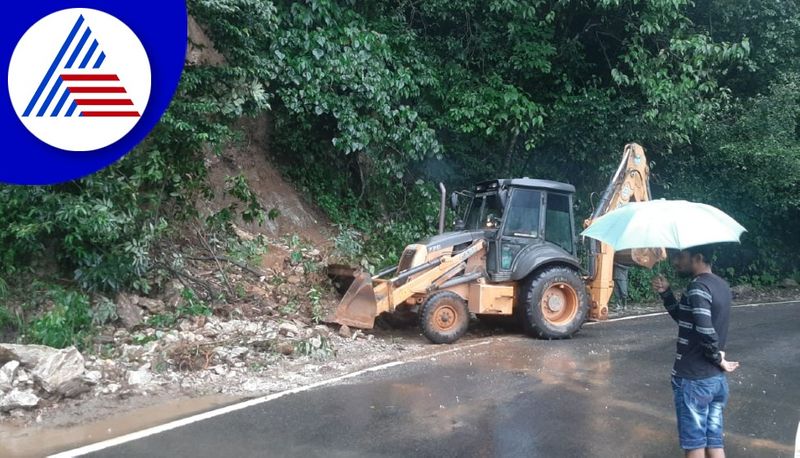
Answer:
[
  {"left": 519, "top": 267, "right": 589, "bottom": 339},
  {"left": 420, "top": 291, "right": 470, "bottom": 344}
]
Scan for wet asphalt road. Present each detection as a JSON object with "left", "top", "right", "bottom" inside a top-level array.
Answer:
[{"left": 87, "top": 302, "right": 799, "bottom": 458}]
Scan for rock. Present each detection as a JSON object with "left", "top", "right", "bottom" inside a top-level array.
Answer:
[
  {"left": 0, "top": 361, "right": 20, "bottom": 391},
  {"left": 137, "top": 297, "right": 166, "bottom": 314},
  {"left": 116, "top": 293, "right": 144, "bottom": 329},
  {"left": 162, "top": 331, "right": 180, "bottom": 344},
  {"left": 82, "top": 370, "right": 102, "bottom": 385},
  {"left": 106, "top": 383, "right": 121, "bottom": 394},
  {"left": 730, "top": 284, "right": 754, "bottom": 298},
  {"left": 16, "top": 369, "right": 30, "bottom": 385},
  {"left": 277, "top": 342, "right": 294, "bottom": 356},
  {"left": 0, "top": 344, "right": 58, "bottom": 367},
  {"left": 279, "top": 322, "right": 300, "bottom": 337},
  {"left": 126, "top": 370, "right": 152, "bottom": 386},
  {"left": 287, "top": 275, "right": 302, "bottom": 285},
  {"left": 120, "top": 345, "right": 146, "bottom": 362},
  {"left": 94, "top": 334, "right": 115, "bottom": 344},
  {"left": 32, "top": 346, "right": 91, "bottom": 398},
  {"left": 0, "top": 388, "right": 39, "bottom": 412},
  {"left": 163, "top": 280, "right": 185, "bottom": 308},
  {"left": 214, "top": 346, "right": 249, "bottom": 364},
  {"left": 232, "top": 224, "right": 255, "bottom": 241},
  {"left": 178, "top": 319, "right": 195, "bottom": 332},
  {"left": 210, "top": 365, "right": 228, "bottom": 375},
  {"left": 229, "top": 347, "right": 249, "bottom": 359},
  {"left": 313, "top": 325, "right": 331, "bottom": 338},
  {"left": 351, "top": 330, "right": 364, "bottom": 340},
  {"left": 779, "top": 278, "right": 799, "bottom": 288},
  {"left": 338, "top": 324, "right": 352, "bottom": 338}
]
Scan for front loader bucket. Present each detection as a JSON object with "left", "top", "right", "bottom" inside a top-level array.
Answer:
[{"left": 327, "top": 271, "right": 379, "bottom": 329}]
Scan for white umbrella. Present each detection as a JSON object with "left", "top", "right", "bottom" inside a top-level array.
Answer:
[{"left": 581, "top": 200, "right": 746, "bottom": 250}]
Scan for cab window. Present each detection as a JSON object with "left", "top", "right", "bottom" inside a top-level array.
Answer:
[
  {"left": 502, "top": 189, "right": 541, "bottom": 238},
  {"left": 464, "top": 193, "right": 504, "bottom": 230},
  {"left": 545, "top": 193, "right": 574, "bottom": 252}
]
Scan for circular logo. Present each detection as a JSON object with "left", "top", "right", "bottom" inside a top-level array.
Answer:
[
  {"left": 1, "top": 1, "right": 186, "bottom": 185},
  {"left": 8, "top": 9, "right": 151, "bottom": 152}
]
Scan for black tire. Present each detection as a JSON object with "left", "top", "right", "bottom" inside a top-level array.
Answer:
[
  {"left": 420, "top": 291, "right": 470, "bottom": 344},
  {"left": 519, "top": 267, "right": 589, "bottom": 339}
]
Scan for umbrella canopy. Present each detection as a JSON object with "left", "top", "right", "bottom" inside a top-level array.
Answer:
[{"left": 581, "top": 200, "right": 746, "bottom": 251}]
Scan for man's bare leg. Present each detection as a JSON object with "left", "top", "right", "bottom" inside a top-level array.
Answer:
[
  {"left": 685, "top": 449, "right": 705, "bottom": 458},
  {"left": 705, "top": 448, "right": 725, "bottom": 458}
]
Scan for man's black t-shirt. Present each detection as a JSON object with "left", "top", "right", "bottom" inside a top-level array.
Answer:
[{"left": 660, "top": 272, "right": 732, "bottom": 379}]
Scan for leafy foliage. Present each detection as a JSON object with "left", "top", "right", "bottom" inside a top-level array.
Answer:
[
  {"left": 0, "top": 0, "right": 797, "bottom": 315},
  {"left": 28, "top": 288, "right": 93, "bottom": 349}
]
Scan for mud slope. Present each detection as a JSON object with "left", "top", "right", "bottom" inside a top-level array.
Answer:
[
  {"left": 200, "top": 116, "right": 332, "bottom": 247},
  {"left": 187, "top": 17, "right": 332, "bottom": 247}
]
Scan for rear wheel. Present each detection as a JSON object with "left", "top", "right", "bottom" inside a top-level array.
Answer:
[
  {"left": 519, "top": 267, "right": 589, "bottom": 339},
  {"left": 420, "top": 291, "right": 469, "bottom": 344}
]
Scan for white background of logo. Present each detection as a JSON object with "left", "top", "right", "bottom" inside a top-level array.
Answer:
[{"left": 7, "top": 8, "right": 151, "bottom": 152}]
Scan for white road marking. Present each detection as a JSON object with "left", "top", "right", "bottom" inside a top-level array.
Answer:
[
  {"left": 48, "top": 339, "right": 493, "bottom": 457},
  {"left": 795, "top": 420, "right": 800, "bottom": 458},
  {"left": 586, "top": 299, "right": 799, "bottom": 325}
]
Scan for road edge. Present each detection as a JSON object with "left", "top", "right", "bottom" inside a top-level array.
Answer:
[
  {"left": 49, "top": 299, "right": 798, "bottom": 457},
  {"left": 48, "top": 339, "right": 494, "bottom": 457}
]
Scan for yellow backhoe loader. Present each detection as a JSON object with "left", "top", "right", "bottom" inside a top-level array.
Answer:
[{"left": 327, "top": 143, "right": 665, "bottom": 344}]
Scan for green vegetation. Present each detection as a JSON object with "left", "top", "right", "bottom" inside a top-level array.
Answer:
[
  {"left": 146, "top": 288, "right": 212, "bottom": 329},
  {"left": 28, "top": 288, "right": 93, "bottom": 349},
  {"left": 0, "top": 0, "right": 798, "bottom": 320}
]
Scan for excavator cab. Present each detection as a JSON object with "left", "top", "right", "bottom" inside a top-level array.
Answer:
[{"left": 459, "top": 179, "right": 579, "bottom": 282}]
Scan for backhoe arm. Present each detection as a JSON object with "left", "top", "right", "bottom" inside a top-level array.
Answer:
[{"left": 583, "top": 143, "right": 666, "bottom": 320}]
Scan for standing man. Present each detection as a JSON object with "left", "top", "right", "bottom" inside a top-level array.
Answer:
[
  {"left": 613, "top": 262, "right": 630, "bottom": 310},
  {"left": 651, "top": 245, "right": 740, "bottom": 458}
]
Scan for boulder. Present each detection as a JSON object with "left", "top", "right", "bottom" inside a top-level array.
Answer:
[
  {"left": 277, "top": 342, "right": 294, "bottom": 356},
  {"left": 82, "top": 370, "right": 102, "bottom": 385},
  {"left": 278, "top": 322, "right": 300, "bottom": 337},
  {"left": 126, "top": 369, "right": 152, "bottom": 386},
  {"left": 0, "top": 388, "right": 39, "bottom": 412},
  {"left": 338, "top": 324, "right": 352, "bottom": 338},
  {"left": 32, "top": 346, "right": 91, "bottom": 398},
  {"left": 313, "top": 325, "right": 331, "bottom": 338},
  {"left": 0, "top": 360, "right": 20, "bottom": 391},
  {"left": 137, "top": 297, "right": 166, "bottom": 314},
  {"left": 163, "top": 280, "right": 185, "bottom": 309},
  {"left": 779, "top": 278, "right": 799, "bottom": 288},
  {"left": 0, "top": 344, "right": 58, "bottom": 367},
  {"left": 116, "top": 293, "right": 144, "bottom": 329}
]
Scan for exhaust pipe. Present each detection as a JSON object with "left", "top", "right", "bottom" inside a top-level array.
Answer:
[{"left": 438, "top": 182, "right": 446, "bottom": 234}]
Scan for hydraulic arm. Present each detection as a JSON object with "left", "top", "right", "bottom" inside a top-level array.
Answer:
[{"left": 583, "top": 143, "right": 666, "bottom": 320}]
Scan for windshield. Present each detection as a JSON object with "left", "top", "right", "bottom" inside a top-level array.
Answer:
[
  {"left": 503, "top": 189, "right": 542, "bottom": 238},
  {"left": 464, "top": 193, "right": 504, "bottom": 230}
]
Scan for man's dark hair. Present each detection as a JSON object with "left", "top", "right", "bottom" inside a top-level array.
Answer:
[{"left": 685, "top": 245, "right": 714, "bottom": 265}]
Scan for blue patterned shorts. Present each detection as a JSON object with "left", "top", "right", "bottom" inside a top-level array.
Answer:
[{"left": 671, "top": 374, "right": 729, "bottom": 450}]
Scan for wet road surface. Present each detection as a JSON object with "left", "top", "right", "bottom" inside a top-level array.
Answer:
[{"left": 80, "top": 302, "right": 798, "bottom": 457}]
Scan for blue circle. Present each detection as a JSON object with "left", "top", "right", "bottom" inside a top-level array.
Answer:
[{"left": 1, "top": 1, "right": 187, "bottom": 185}]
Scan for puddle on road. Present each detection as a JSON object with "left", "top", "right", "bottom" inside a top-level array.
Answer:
[{"left": 0, "top": 394, "right": 241, "bottom": 457}]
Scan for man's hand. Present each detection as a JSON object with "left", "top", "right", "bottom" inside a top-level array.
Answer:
[
  {"left": 651, "top": 275, "right": 670, "bottom": 294},
  {"left": 719, "top": 351, "right": 740, "bottom": 372}
]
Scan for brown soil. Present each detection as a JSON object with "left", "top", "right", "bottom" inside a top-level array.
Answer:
[{"left": 199, "top": 115, "right": 333, "bottom": 248}]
